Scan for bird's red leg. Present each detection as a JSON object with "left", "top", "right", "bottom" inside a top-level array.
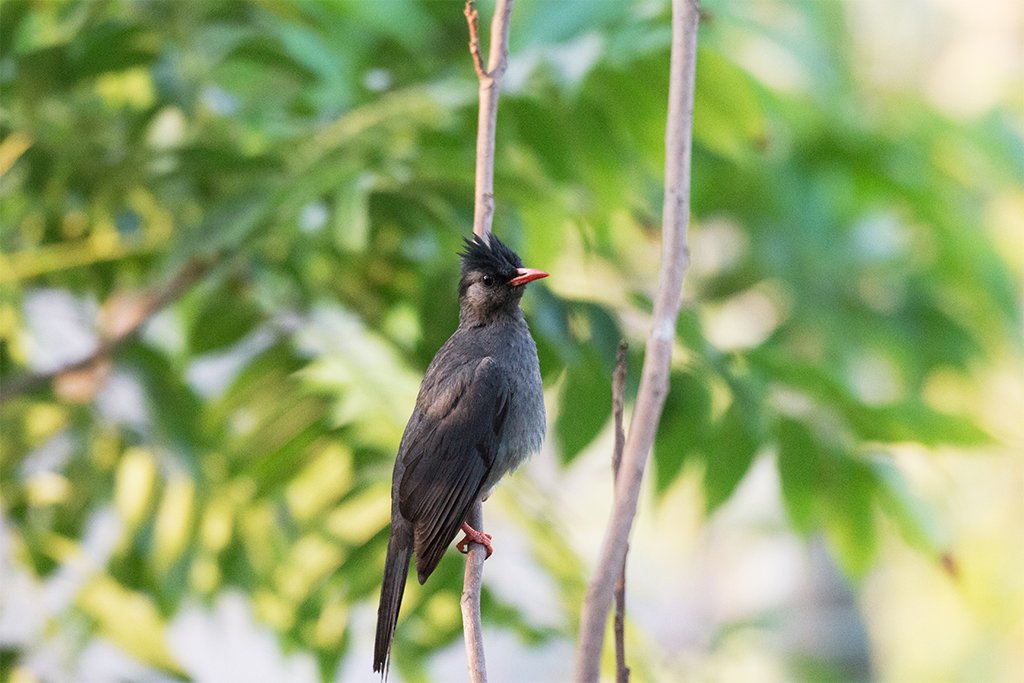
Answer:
[{"left": 456, "top": 522, "right": 493, "bottom": 558}]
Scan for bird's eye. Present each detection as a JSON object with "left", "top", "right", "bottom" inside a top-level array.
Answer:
[{"left": 482, "top": 274, "right": 494, "bottom": 287}]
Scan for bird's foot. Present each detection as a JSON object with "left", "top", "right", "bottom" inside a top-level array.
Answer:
[{"left": 456, "top": 522, "right": 493, "bottom": 558}]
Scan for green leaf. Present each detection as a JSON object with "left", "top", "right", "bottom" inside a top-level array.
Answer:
[
  {"left": 76, "top": 576, "right": 184, "bottom": 675},
  {"left": 693, "top": 47, "right": 767, "bottom": 161},
  {"left": 170, "top": 185, "right": 282, "bottom": 264},
  {"left": 0, "top": 1, "right": 28, "bottom": 61},
  {"left": 776, "top": 419, "right": 879, "bottom": 575},
  {"left": 820, "top": 457, "right": 878, "bottom": 578},
  {"left": 121, "top": 343, "right": 208, "bottom": 467},
  {"left": 176, "top": 145, "right": 283, "bottom": 180},
  {"left": 776, "top": 418, "right": 821, "bottom": 532},
  {"left": 870, "top": 456, "right": 947, "bottom": 555},
  {"left": 226, "top": 38, "right": 319, "bottom": 84},
  {"left": 416, "top": 269, "right": 460, "bottom": 369},
  {"left": 75, "top": 21, "right": 158, "bottom": 80},
  {"left": 653, "top": 370, "right": 711, "bottom": 495},
  {"left": 748, "top": 352, "right": 991, "bottom": 447},
  {"left": 333, "top": 177, "right": 370, "bottom": 252},
  {"left": 703, "top": 400, "right": 760, "bottom": 512},
  {"left": 189, "top": 291, "right": 262, "bottom": 355},
  {"left": 578, "top": 302, "right": 622, "bottom": 368},
  {"left": 866, "top": 401, "right": 991, "bottom": 447},
  {"left": 513, "top": 1, "right": 631, "bottom": 48},
  {"left": 529, "top": 286, "right": 575, "bottom": 381},
  {"left": 556, "top": 350, "right": 612, "bottom": 463}
]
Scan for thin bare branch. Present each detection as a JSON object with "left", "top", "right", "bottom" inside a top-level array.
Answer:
[
  {"left": 574, "top": 1, "right": 700, "bottom": 680},
  {"left": 467, "top": 0, "right": 516, "bottom": 239},
  {"left": 611, "top": 341, "right": 630, "bottom": 683},
  {"left": 459, "top": 1, "right": 517, "bottom": 680},
  {"left": 464, "top": 2, "right": 488, "bottom": 80},
  {"left": 610, "top": 341, "right": 629, "bottom": 477},
  {"left": 0, "top": 258, "right": 213, "bottom": 404},
  {"left": 461, "top": 501, "right": 488, "bottom": 683}
]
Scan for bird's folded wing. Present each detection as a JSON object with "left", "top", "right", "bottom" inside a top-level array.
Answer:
[{"left": 398, "top": 356, "right": 510, "bottom": 582}]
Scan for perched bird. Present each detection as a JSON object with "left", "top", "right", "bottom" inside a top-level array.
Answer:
[{"left": 373, "top": 233, "right": 548, "bottom": 676}]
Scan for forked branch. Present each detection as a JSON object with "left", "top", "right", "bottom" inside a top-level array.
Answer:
[
  {"left": 464, "top": 0, "right": 515, "bottom": 240},
  {"left": 460, "top": 2, "right": 517, "bottom": 682},
  {"left": 574, "top": 0, "right": 700, "bottom": 680}
]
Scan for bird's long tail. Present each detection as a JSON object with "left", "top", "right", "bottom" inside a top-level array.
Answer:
[{"left": 373, "top": 521, "right": 412, "bottom": 677}]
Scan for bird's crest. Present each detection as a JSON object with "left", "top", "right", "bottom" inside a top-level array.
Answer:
[{"left": 459, "top": 233, "right": 523, "bottom": 278}]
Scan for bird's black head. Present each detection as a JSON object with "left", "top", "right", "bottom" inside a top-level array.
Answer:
[{"left": 458, "top": 234, "right": 548, "bottom": 325}]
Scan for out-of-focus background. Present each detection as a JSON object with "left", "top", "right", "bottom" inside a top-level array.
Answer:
[{"left": 1, "top": 1, "right": 1022, "bottom": 681}]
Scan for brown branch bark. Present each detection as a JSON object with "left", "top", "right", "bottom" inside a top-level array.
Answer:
[
  {"left": 463, "top": 2, "right": 488, "bottom": 80},
  {"left": 574, "top": 1, "right": 700, "bottom": 680},
  {"left": 460, "top": 2, "right": 516, "bottom": 682},
  {"left": 611, "top": 341, "right": 630, "bottom": 683},
  {"left": 0, "top": 258, "right": 213, "bottom": 404}
]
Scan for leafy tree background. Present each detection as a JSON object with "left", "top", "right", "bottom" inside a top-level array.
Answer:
[{"left": 1, "top": 1, "right": 1022, "bottom": 682}]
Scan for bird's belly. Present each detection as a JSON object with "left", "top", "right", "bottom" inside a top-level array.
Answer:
[{"left": 482, "top": 382, "right": 544, "bottom": 493}]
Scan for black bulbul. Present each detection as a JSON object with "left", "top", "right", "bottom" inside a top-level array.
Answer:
[{"left": 373, "top": 234, "right": 548, "bottom": 676}]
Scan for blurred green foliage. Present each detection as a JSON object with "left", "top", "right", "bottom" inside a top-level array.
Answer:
[{"left": 0, "top": 0, "right": 1020, "bottom": 681}]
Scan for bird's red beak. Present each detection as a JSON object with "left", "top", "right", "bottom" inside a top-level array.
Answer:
[{"left": 509, "top": 267, "right": 549, "bottom": 286}]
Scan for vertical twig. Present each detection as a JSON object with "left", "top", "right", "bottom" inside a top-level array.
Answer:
[
  {"left": 461, "top": 2, "right": 516, "bottom": 682},
  {"left": 574, "top": 1, "right": 700, "bottom": 681},
  {"left": 461, "top": 502, "right": 488, "bottom": 682},
  {"left": 611, "top": 342, "right": 630, "bottom": 683},
  {"left": 464, "top": 0, "right": 515, "bottom": 240}
]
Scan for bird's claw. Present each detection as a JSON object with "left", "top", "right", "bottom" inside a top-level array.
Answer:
[{"left": 456, "top": 522, "right": 493, "bottom": 558}]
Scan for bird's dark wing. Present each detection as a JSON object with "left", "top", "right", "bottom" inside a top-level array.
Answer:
[{"left": 397, "top": 356, "right": 510, "bottom": 583}]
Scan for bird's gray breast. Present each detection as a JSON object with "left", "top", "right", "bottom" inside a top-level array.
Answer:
[{"left": 482, "top": 318, "right": 545, "bottom": 491}]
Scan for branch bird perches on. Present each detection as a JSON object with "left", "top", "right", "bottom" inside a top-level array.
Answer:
[{"left": 462, "top": 2, "right": 516, "bottom": 681}]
